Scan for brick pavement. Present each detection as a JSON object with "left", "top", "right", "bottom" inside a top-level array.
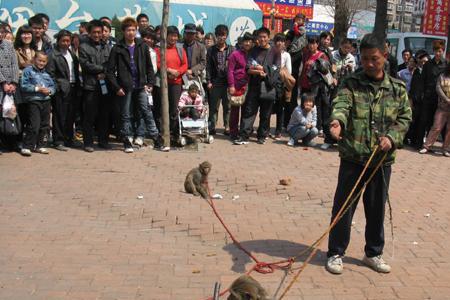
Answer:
[{"left": 1, "top": 133, "right": 450, "bottom": 300}]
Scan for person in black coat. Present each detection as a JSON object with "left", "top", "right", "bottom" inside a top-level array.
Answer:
[
  {"left": 106, "top": 17, "right": 160, "bottom": 153},
  {"left": 47, "top": 30, "right": 81, "bottom": 150},
  {"left": 78, "top": 20, "right": 111, "bottom": 152},
  {"left": 415, "top": 40, "right": 447, "bottom": 148}
]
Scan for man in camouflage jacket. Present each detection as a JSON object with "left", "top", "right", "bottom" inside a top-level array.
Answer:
[{"left": 325, "top": 34, "right": 412, "bottom": 275}]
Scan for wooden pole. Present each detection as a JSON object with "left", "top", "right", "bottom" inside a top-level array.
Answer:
[{"left": 160, "top": 0, "right": 170, "bottom": 148}]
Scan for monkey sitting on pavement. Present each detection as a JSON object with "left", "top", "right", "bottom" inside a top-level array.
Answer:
[
  {"left": 184, "top": 161, "right": 211, "bottom": 199},
  {"left": 227, "top": 275, "right": 269, "bottom": 300}
]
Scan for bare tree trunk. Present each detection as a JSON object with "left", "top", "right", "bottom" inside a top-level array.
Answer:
[
  {"left": 333, "top": 0, "right": 350, "bottom": 48},
  {"left": 160, "top": 0, "right": 170, "bottom": 148},
  {"left": 373, "top": 0, "right": 388, "bottom": 39}
]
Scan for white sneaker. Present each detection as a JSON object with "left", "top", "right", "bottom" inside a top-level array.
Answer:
[
  {"left": 443, "top": 151, "right": 450, "bottom": 157},
  {"left": 362, "top": 255, "right": 391, "bottom": 273},
  {"left": 20, "top": 148, "right": 32, "bottom": 156},
  {"left": 35, "top": 147, "right": 49, "bottom": 154},
  {"left": 134, "top": 137, "right": 144, "bottom": 147},
  {"left": 124, "top": 147, "right": 134, "bottom": 153},
  {"left": 287, "top": 138, "right": 295, "bottom": 147},
  {"left": 326, "top": 255, "right": 343, "bottom": 274},
  {"left": 160, "top": 146, "right": 170, "bottom": 152},
  {"left": 418, "top": 148, "right": 428, "bottom": 154},
  {"left": 321, "top": 143, "right": 331, "bottom": 150}
]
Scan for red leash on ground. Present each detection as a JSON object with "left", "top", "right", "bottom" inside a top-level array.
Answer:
[{"left": 202, "top": 183, "right": 294, "bottom": 300}]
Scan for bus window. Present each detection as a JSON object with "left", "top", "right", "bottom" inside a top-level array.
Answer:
[
  {"left": 404, "top": 37, "right": 446, "bottom": 55},
  {"left": 387, "top": 38, "right": 399, "bottom": 58}
]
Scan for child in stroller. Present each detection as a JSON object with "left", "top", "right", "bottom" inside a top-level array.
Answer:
[{"left": 178, "top": 84, "right": 203, "bottom": 120}]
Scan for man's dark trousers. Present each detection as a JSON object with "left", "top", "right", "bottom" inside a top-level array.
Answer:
[
  {"left": 82, "top": 88, "right": 110, "bottom": 147},
  {"left": 327, "top": 159, "right": 391, "bottom": 258},
  {"left": 52, "top": 85, "right": 79, "bottom": 146}
]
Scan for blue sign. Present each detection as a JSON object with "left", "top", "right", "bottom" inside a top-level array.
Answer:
[
  {"left": 255, "top": 0, "right": 314, "bottom": 7},
  {"left": 306, "top": 21, "right": 334, "bottom": 36},
  {"left": 0, "top": 0, "right": 262, "bottom": 44}
]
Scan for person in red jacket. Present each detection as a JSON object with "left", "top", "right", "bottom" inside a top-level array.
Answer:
[{"left": 155, "top": 26, "right": 188, "bottom": 148}]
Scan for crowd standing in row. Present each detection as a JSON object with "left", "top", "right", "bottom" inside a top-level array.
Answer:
[{"left": 0, "top": 12, "right": 449, "bottom": 156}]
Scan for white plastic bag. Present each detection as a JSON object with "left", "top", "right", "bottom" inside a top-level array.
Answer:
[{"left": 2, "top": 94, "right": 17, "bottom": 119}]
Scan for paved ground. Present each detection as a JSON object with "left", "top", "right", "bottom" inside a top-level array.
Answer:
[{"left": 1, "top": 129, "right": 450, "bottom": 300}]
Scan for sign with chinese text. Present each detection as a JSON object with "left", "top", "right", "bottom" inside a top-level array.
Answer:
[
  {"left": 305, "top": 21, "right": 334, "bottom": 36},
  {"left": 254, "top": 0, "right": 314, "bottom": 19},
  {"left": 422, "top": 0, "right": 449, "bottom": 36}
]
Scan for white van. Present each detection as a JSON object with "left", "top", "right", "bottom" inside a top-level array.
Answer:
[{"left": 387, "top": 32, "right": 447, "bottom": 62}]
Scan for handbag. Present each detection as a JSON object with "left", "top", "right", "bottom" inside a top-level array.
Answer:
[
  {"left": 0, "top": 116, "right": 21, "bottom": 136},
  {"left": 228, "top": 86, "right": 247, "bottom": 107}
]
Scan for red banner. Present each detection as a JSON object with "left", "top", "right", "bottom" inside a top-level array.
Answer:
[
  {"left": 256, "top": 3, "right": 313, "bottom": 19},
  {"left": 423, "top": 0, "right": 449, "bottom": 36}
]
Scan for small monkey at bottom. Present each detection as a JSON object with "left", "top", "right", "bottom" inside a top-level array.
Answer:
[
  {"left": 227, "top": 275, "right": 269, "bottom": 300},
  {"left": 184, "top": 161, "right": 211, "bottom": 199}
]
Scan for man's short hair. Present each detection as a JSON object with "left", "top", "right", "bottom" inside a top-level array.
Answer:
[
  {"left": 87, "top": 20, "right": 104, "bottom": 33},
  {"left": 80, "top": 22, "right": 88, "bottom": 29},
  {"left": 35, "top": 13, "right": 49, "bottom": 22},
  {"left": 359, "top": 33, "right": 385, "bottom": 53},
  {"left": 402, "top": 49, "right": 411, "bottom": 56},
  {"left": 257, "top": 26, "right": 270, "bottom": 37},
  {"left": 319, "top": 31, "right": 333, "bottom": 41},
  {"left": 55, "top": 29, "right": 72, "bottom": 42},
  {"left": 28, "top": 15, "right": 44, "bottom": 27},
  {"left": 274, "top": 33, "right": 286, "bottom": 43},
  {"left": 196, "top": 25, "right": 204, "bottom": 35},
  {"left": 140, "top": 27, "right": 156, "bottom": 40},
  {"left": 121, "top": 17, "right": 138, "bottom": 31},
  {"left": 340, "top": 38, "right": 352, "bottom": 46},
  {"left": 99, "top": 16, "right": 111, "bottom": 22},
  {"left": 136, "top": 13, "right": 149, "bottom": 23},
  {"left": 167, "top": 25, "right": 179, "bottom": 36},
  {"left": 102, "top": 21, "right": 111, "bottom": 31},
  {"left": 214, "top": 24, "right": 229, "bottom": 36}
]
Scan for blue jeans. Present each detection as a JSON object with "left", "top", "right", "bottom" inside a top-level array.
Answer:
[
  {"left": 119, "top": 89, "right": 158, "bottom": 140},
  {"left": 288, "top": 124, "right": 318, "bottom": 143}
]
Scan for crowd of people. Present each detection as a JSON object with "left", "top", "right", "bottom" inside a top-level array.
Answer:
[{"left": 0, "top": 12, "right": 449, "bottom": 156}]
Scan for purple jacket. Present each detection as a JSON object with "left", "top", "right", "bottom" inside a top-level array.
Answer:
[{"left": 227, "top": 49, "right": 248, "bottom": 90}]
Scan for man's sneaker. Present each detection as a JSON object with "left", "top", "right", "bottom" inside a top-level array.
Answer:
[
  {"left": 362, "top": 255, "right": 391, "bottom": 273},
  {"left": 257, "top": 138, "right": 266, "bottom": 144},
  {"left": 20, "top": 148, "right": 32, "bottom": 157},
  {"left": 233, "top": 137, "right": 249, "bottom": 145},
  {"left": 54, "top": 144, "right": 69, "bottom": 151},
  {"left": 160, "top": 146, "right": 170, "bottom": 152},
  {"left": 419, "top": 148, "right": 428, "bottom": 154},
  {"left": 287, "top": 138, "right": 295, "bottom": 147},
  {"left": 134, "top": 137, "right": 144, "bottom": 147},
  {"left": 84, "top": 146, "right": 94, "bottom": 153},
  {"left": 444, "top": 151, "right": 450, "bottom": 157},
  {"left": 274, "top": 133, "right": 282, "bottom": 140},
  {"left": 35, "top": 148, "right": 49, "bottom": 154},
  {"left": 321, "top": 143, "right": 331, "bottom": 150},
  {"left": 326, "top": 255, "right": 343, "bottom": 274},
  {"left": 124, "top": 147, "right": 134, "bottom": 153}
]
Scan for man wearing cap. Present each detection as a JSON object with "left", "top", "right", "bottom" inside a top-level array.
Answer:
[{"left": 182, "top": 23, "right": 206, "bottom": 90}]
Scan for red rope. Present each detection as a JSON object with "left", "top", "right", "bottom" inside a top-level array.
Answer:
[{"left": 202, "top": 182, "right": 294, "bottom": 300}]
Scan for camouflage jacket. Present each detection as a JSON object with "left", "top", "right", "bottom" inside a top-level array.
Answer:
[{"left": 331, "top": 71, "right": 412, "bottom": 166}]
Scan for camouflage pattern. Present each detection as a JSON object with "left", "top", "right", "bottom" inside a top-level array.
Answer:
[{"left": 331, "top": 71, "right": 412, "bottom": 166}]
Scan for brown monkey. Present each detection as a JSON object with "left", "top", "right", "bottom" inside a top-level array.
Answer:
[
  {"left": 184, "top": 161, "right": 211, "bottom": 199},
  {"left": 227, "top": 275, "right": 269, "bottom": 300}
]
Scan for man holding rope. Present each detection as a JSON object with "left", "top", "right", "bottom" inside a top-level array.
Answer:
[{"left": 326, "top": 33, "right": 412, "bottom": 275}]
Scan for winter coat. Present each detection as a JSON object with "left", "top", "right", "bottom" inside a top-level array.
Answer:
[
  {"left": 79, "top": 39, "right": 110, "bottom": 91},
  {"left": 106, "top": 39, "right": 155, "bottom": 93},
  {"left": 20, "top": 65, "right": 55, "bottom": 102},
  {"left": 46, "top": 47, "right": 80, "bottom": 97},
  {"left": 331, "top": 71, "right": 412, "bottom": 166}
]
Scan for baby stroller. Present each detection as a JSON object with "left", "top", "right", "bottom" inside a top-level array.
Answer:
[{"left": 177, "top": 103, "right": 214, "bottom": 146}]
